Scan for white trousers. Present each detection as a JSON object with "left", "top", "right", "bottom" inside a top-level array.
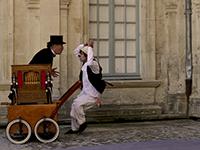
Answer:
[{"left": 70, "top": 92, "right": 96, "bottom": 131}]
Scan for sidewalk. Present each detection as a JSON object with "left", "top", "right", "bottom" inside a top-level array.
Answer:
[
  {"left": 64, "top": 139, "right": 200, "bottom": 150},
  {"left": 2, "top": 119, "right": 200, "bottom": 150}
]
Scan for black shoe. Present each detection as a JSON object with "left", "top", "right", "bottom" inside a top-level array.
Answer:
[
  {"left": 78, "top": 122, "right": 87, "bottom": 134},
  {"left": 65, "top": 129, "right": 78, "bottom": 134}
]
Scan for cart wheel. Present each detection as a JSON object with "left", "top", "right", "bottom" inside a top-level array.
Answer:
[
  {"left": 6, "top": 119, "right": 32, "bottom": 144},
  {"left": 34, "top": 118, "right": 59, "bottom": 143}
]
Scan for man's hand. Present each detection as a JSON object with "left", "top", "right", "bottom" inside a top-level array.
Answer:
[{"left": 51, "top": 67, "right": 60, "bottom": 77}]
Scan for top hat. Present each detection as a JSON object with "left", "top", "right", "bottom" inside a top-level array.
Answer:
[{"left": 49, "top": 35, "right": 66, "bottom": 44}]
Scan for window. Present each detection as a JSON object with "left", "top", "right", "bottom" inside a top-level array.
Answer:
[{"left": 89, "top": 0, "right": 140, "bottom": 79}]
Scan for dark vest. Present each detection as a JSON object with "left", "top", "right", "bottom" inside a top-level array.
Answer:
[{"left": 79, "top": 62, "right": 106, "bottom": 94}]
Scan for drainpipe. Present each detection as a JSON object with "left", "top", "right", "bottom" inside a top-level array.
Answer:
[{"left": 185, "top": 0, "right": 192, "bottom": 117}]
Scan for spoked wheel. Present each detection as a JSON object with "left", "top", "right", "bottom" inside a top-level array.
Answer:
[
  {"left": 6, "top": 119, "right": 32, "bottom": 144},
  {"left": 34, "top": 118, "right": 59, "bottom": 143}
]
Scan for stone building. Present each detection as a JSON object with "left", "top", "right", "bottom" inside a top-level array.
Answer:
[{"left": 0, "top": 0, "right": 200, "bottom": 123}]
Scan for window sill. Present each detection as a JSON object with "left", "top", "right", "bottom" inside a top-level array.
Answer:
[{"left": 106, "top": 80, "right": 161, "bottom": 88}]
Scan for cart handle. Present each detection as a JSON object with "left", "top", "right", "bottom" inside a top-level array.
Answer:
[{"left": 50, "top": 80, "right": 81, "bottom": 119}]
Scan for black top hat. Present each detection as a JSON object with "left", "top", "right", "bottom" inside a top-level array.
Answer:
[{"left": 49, "top": 35, "right": 66, "bottom": 44}]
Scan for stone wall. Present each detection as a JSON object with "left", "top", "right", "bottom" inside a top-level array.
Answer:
[
  {"left": 189, "top": 0, "right": 200, "bottom": 117},
  {"left": 155, "top": 0, "right": 186, "bottom": 116},
  {"left": 1, "top": 0, "right": 200, "bottom": 124}
]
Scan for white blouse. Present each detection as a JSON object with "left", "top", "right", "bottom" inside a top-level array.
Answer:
[{"left": 74, "top": 44, "right": 101, "bottom": 98}]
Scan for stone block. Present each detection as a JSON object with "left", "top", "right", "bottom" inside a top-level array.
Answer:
[
  {"left": 86, "top": 104, "right": 162, "bottom": 123},
  {"left": 0, "top": 105, "right": 8, "bottom": 126},
  {"left": 189, "top": 97, "right": 200, "bottom": 117},
  {"left": 166, "top": 93, "right": 187, "bottom": 114}
]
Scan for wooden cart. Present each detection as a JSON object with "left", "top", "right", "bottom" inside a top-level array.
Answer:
[{"left": 6, "top": 64, "right": 81, "bottom": 144}]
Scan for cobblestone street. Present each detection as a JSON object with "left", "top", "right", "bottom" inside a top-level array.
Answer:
[{"left": 1, "top": 119, "right": 200, "bottom": 150}]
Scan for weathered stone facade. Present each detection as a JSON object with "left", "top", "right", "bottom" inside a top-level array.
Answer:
[{"left": 0, "top": 0, "right": 200, "bottom": 123}]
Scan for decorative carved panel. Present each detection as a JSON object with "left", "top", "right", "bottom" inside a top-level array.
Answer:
[
  {"left": 195, "top": 3, "right": 200, "bottom": 17},
  {"left": 165, "top": 3, "right": 177, "bottom": 14},
  {"left": 26, "top": 0, "right": 40, "bottom": 9},
  {"left": 60, "top": 0, "right": 71, "bottom": 10}
]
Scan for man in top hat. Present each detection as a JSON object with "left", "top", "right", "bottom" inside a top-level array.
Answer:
[
  {"left": 65, "top": 40, "right": 106, "bottom": 134},
  {"left": 29, "top": 35, "right": 66, "bottom": 77}
]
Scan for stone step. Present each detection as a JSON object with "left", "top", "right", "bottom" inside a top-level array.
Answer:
[
  {"left": 0, "top": 105, "right": 8, "bottom": 126},
  {"left": 0, "top": 104, "right": 162, "bottom": 126},
  {"left": 86, "top": 104, "right": 162, "bottom": 122}
]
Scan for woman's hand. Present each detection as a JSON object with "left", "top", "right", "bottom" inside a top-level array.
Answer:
[{"left": 95, "top": 97, "right": 102, "bottom": 108}]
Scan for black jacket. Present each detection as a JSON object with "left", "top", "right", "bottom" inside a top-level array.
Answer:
[{"left": 29, "top": 48, "right": 55, "bottom": 65}]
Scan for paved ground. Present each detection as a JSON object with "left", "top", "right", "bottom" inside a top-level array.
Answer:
[
  {"left": 2, "top": 119, "right": 200, "bottom": 150},
  {"left": 65, "top": 140, "right": 200, "bottom": 150}
]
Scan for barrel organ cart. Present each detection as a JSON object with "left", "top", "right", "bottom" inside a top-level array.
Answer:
[{"left": 6, "top": 64, "right": 81, "bottom": 144}]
